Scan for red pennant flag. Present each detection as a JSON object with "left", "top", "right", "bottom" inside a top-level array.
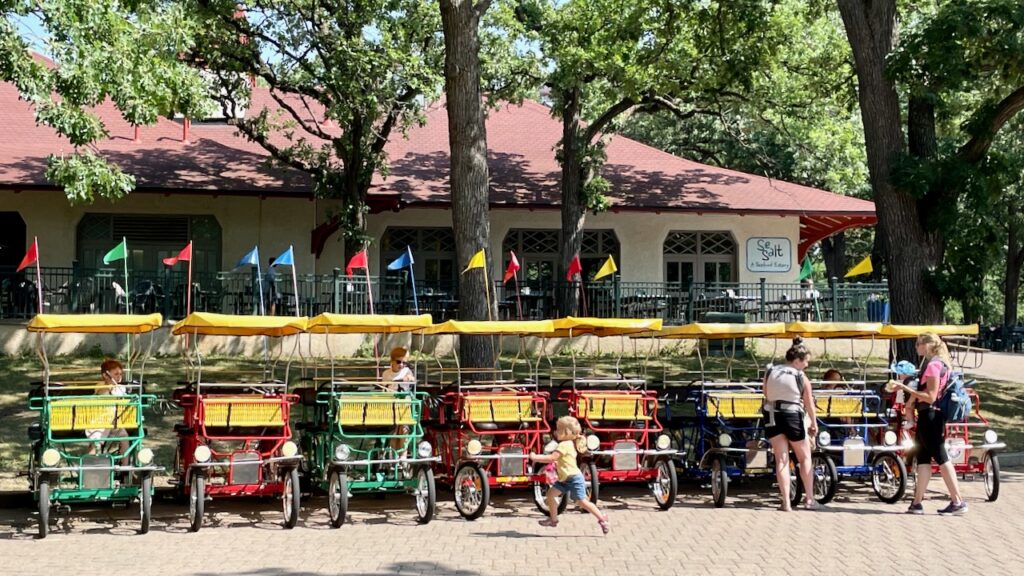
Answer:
[
  {"left": 566, "top": 254, "right": 582, "bottom": 281},
  {"left": 163, "top": 242, "right": 193, "bottom": 266},
  {"left": 346, "top": 249, "right": 368, "bottom": 277},
  {"left": 503, "top": 251, "right": 520, "bottom": 283},
  {"left": 16, "top": 239, "right": 38, "bottom": 272}
]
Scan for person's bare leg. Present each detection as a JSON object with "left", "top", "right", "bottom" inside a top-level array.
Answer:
[
  {"left": 937, "top": 461, "right": 963, "bottom": 504},
  {"left": 576, "top": 498, "right": 604, "bottom": 521},
  {"left": 791, "top": 438, "right": 814, "bottom": 505},
  {"left": 770, "top": 435, "right": 791, "bottom": 510},
  {"left": 913, "top": 463, "right": 932, "bottom": 505},
  {"left": 546, "top": 487, "right": 561, "bottom": 523}
]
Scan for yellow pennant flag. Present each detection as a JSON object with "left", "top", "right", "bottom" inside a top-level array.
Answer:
[
  {"left": 844, "top": 255, "right": 873, "bottom": 278},
  {"left": 593, "top": 255, "right": 618, "bottom": 280},
  {"left": 462, "top": 249, "right": 486, "bottom": 274}
]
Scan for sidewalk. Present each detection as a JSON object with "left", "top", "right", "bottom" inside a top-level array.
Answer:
[{"left": 965, "top": 351, "right": 1024, "bottom": 384}]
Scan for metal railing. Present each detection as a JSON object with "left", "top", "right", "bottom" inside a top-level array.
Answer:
[{"left": 0, "top": 266, "right": 889, "bottom": 324}]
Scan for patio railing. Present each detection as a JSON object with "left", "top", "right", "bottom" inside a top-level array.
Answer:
[{"left": 0, "top": 266, "right": 889, "bottom": 325}]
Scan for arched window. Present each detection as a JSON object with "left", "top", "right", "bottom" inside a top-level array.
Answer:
[
  {"left": 663, "top": 231, "right": 736, "bottom": 287},
  {"left": 502, "top": 229, "right": 620, "bottom": 283},
  {"left": 76, "top": 214, "right": 222, "bottom": 274},
  {"left": 380, "top": 227, "right": 456, "bottom": 291}
]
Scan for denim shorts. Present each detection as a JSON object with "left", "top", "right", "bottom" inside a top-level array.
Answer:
[{"left": 552, "top": 473, "right": 588, "bottom": 501}]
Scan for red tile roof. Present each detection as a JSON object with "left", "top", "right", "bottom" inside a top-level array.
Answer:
[{"left": 0, "top": 81, "right": 875, "bottom": 219}]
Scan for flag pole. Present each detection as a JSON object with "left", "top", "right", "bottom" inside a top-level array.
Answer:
[
  {"left": 482, "top": 249, "right": 492, "bottom": 321},
  {"left": 122, "top": 237, "right": 130, "bottom": 315},
  {"left": 33, "top": 237, "right": 42, "bottom": 315},
  {"left": 364, "top": 251, "right": 375, "bottom": 315},
  {"left": 513, "top": 269, "right": 523, "bottom": 320},
  {"left": 185, "top": 240, "right": 194, "bottom": 316},
  {"left": 579, "top": 272, "right": 588, "bottom": 317},
  {"left": 289, "top": 246, "right": 300, "bottom": 317},
  {"left": 256, "top": 256, "right": 265, "bottom": 315},
  {"left": 407, "top": 247, "right": 419, "bottom": 315}
]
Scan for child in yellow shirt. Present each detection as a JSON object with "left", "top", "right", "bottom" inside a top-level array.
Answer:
[{"left": 528, "top": 415, "right": 609, "bottom": 534}]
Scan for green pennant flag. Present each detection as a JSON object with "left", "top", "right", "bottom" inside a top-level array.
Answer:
[
  {"left": 798, "top": 257, "right": 812, "bottom": 281},
  {"left": 102, "top": 238, "right": 127, "bottom": 265}
]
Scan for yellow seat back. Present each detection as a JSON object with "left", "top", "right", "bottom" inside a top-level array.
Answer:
[
  {"left": 203, "top": 397, "right": 286, "bottom": 427},
  {"left": 706, "top": 393, "right": 764, "bottom": 419},
  {"left": 463, "top": 396, "right": 536, "bottom": 423},
  {"left": 49, "top": 397, "right": 138, "bottom": 431},
  {"left": 337, "top": 394, "right": 415, "bottom": 426},
  {"left": 814, "top": 396, "right": 866, "bottom": 418},
  {"left": 576, "top": 394, "right": 652, "bottom": 421}
]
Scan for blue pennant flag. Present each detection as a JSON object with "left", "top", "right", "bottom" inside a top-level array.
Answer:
[
  {"left": 235, "top": 246, "right": 260, "bottom": 269},
  {"left": 270, "top": 245, "right": 294, "bottom": 267},
  {"left": 387, "top": 246, "right": 414, "bottom": 271}
]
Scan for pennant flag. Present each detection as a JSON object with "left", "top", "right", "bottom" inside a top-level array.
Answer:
[
  {"left": 270, "top": 245, "right": 294, "bottom": 267},
  {"left": 16, "top": 239, "right": 38, "bottom": 272},
  {"left": 798, "top": 257, "right": 812, "bottom": 281},
  {"left": 462, "top": 249, "right": 485, "bottom": 274},
  {"left": 163, "top": 243, "right": 192, "bottom": 267},
  {"left": 565, "top": 254, "right": 582, "bottom": 281},
  {"left": 235, "top": 246, "right": 260, "bottom": 269},
  {"left": 593, "top": 255, "right": 618, "bottom": 280},
  {"left": 346, "top": 249, "right": 368, "bottom": 277},
  {"left": 387, "top": 246, "right": 414, "bottom": 270},
  {"left": 844, "top": 255, "right": 873, "bottom": 278},
  {"left": 503, "top": 251, "right": 520, "bottom": 283},
  {"left": 102, "top": 239, "right": 127, "bottom": 265}
]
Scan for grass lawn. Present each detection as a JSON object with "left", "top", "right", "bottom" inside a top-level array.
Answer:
[{"left": 0, "top": 352, "right": 1019, "bottom": 479}]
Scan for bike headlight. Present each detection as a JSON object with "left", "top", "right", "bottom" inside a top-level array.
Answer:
[
  {"left": 656, "top": 434, "right": 671, "bottom": 450},
  {"left": 883, "top": 431, "right": 897, "bottom": 446},
  {"left": 544, "top": 440, "right": 558, "bottom": 454},
  {"left": 466, "top": 439, "right": 482, "bottom": 456},
  {"left": 193, "top": 445, "right": 212, "bottom": 463},
  {"left": 718, "top": 433, "right": 733, "bottom": 448},
  {"left": 281, "top": 441, "right": 298, "bottom": 458},
  {"left": 985, "top": 430, "right": 998, "bottom": 444},
  {"left": 817, "top": 431, "right": 831, "bottom": 447},
  {"left": 586, "top": 435, "right": 600, "bottom": 451},
  {"left": 137, "top": 448, "right": 155, "bottom": 465},
  {"left": 41, "top": 448, "right": 61, "bottom": 467},
  {"left": 333, "top": 444, "right": 352, "bottom": 461},
  {"left": 417, "top": 441, "right": 432, "bottom": 459}
]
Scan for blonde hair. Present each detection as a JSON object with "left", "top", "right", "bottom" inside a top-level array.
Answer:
[
  {"left": 917, "top": 332, "right": 953, "bottom": 369},
  {"left": 555, "top": 415, "right": 587, "bottom": 453}
]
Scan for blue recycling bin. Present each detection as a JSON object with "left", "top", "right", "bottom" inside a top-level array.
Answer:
[{"left": 866, "top": 300, "right": 889, "bottom": 322}]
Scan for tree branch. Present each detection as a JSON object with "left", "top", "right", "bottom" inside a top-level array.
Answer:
[
  {"left": 584, "top": 97, "right": 636, "bottom": 142},
  {"left": 268, "top": 89, "right": 333, "bottom": 142},
  {"left": 959, "top": 85, "right": 1024, "bottom": 163},
  {"left": 234, "top": 116, "right": 317, "bottom": 176},
  {"left": 474, "top": 0, "right": 493, "bottom": 18}
]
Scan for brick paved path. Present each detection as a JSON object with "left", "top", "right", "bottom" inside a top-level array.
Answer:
[{"left": 0, "top": 472, "right": 1021, "bottom": 576}]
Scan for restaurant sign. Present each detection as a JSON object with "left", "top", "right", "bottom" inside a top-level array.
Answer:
[{"left": 746, "top": 237, "right": 792, "bottom": 273}]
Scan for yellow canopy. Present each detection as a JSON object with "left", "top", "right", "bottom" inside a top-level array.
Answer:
[
  {"left": 306, "top": 313, "right": 433, "bottom": 334},
  {"left": 877, "top": 324, "right": 979, "bottom": 339},
  {"left": 172, "top": 312, "right": 307, "bottom": 337},
  {"left": 27, "top": 313, "right": 164, "bottom": 334},
  {"left": 783, "top": 322, "right": 883, "bottom": 339},
  {"left": 547, "top": 316, "right": 663, "bottom": 337},
  {"left": 421, "top": 319, "right": 555, "bottom": 336},
  {"left": 638, "top": 322, "right": 787, "bottom": 340}
]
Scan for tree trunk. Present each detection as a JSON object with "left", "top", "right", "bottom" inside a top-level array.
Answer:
[
  {"left": 838, "top": 0, "right": 944, "bottom": 360},
  {"left": 820, "top": 232, "right": 847, "bottom": 282},
  {"left": 558, "top": 87, "right": 587, "bottom": 316},
  {"left": 440, "top": 0, "right": 494, "bottom": 368},
  {"left": 1005, "top": 219, "right": 1024, "bottom": 328}
]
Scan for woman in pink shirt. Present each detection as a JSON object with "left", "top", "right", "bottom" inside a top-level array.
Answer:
[{"left": 891, "top": 332, "right": 966, "bottom": 515}]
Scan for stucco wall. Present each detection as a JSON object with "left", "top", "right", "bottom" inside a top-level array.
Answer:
[
  {"left": 2, "top": 190, "right": 800, "bottom": 283},
  {"left": 366, "top": 207, "right": 801, "bottom": 283}
]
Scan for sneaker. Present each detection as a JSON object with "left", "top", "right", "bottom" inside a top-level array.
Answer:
[
  {"left": 803, "top": 500, "right": 823, "bottom": 511},
  {"left": 906, "top": 502, "right": 924, "bottom": 515},
  {"left": 938, "top": 501, "right": 968, "bottom": 516}
]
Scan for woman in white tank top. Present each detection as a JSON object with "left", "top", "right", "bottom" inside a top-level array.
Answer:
[{"left": 763, "top": 337, "right": 818, "bottom": 511}]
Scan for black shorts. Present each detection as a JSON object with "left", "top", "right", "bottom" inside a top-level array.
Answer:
[
  {"left": 764, "top": 411, "right": 806, "bottom": 442},
  {"left": 915, "top": 406, "right": 949, "bottom": 465}
]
